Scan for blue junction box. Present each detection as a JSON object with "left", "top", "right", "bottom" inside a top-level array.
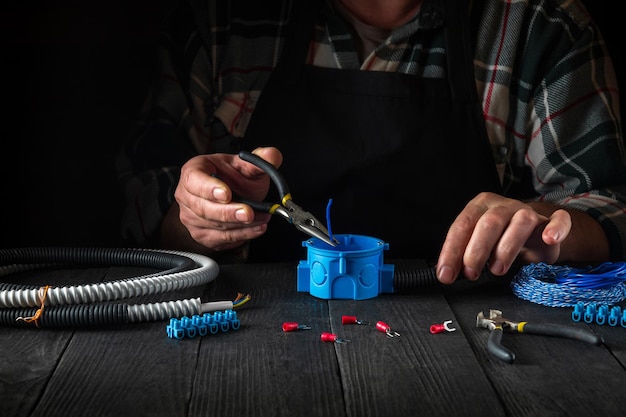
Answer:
[{"left": 297, "top": 234, "right": 395, "bottom": 300}]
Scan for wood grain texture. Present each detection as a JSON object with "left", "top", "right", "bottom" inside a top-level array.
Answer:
[{"left": 1, "top": 262, "right": 625, "bottom": 417}]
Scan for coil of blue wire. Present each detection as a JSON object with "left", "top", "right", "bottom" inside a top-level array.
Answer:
[{"left": 511, "top": 262, "right": 626, "bottom": 307}]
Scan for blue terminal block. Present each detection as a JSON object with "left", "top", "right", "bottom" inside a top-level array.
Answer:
[
  {"left": 166, "top": 309, "right": 241, "bottom": 339},
  {"left": 297, "top": 234, "right": 395, "bottom": 300}
]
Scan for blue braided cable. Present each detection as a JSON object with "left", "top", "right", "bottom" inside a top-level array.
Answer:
[{"left": 511, "top": 262, "right": 626, "bottom": 307}]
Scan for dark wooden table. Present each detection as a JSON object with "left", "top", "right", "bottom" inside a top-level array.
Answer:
[{"left": 1, "top": 259, "right": 625, "bottom": 417}]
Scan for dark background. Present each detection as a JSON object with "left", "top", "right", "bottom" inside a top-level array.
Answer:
[
  {"left": 0, "top": 1, "right": 622, "bottom": 249},
  {"left": 1, "top": 1, "right": 172, "bottom": 248}
]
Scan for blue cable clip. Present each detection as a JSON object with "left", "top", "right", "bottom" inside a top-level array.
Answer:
[{"left": 571, "top": 302, "right": 626, "bottom": 328}]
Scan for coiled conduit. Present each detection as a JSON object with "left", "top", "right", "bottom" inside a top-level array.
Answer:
[{"left": 0, "top": 247, "right": 220, "bottom": 328}]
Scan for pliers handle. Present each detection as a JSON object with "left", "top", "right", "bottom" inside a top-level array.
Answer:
[
  {"left": 237, "top": 151, "right": 291, "bottom": 214},
  {"left": 237, "top": 151, "right": 339, "bottom": 247},
  {"left": 477, "top": 310, "right": 602, "bottom": 364},
  {"left": 486, "top": 324, "right": 516, "bottom": 363},
  {"left": 515, "top": 321, "right": 602, "bottom": 344}
]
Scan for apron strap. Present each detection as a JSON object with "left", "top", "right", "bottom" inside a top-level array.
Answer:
[{"left": 443, "top": 0, "right": 474, "bottom": 101}]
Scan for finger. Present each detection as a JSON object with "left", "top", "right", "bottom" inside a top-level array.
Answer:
[
  {"left": 437, "top": 200, "right": 487, "bottom": 284},
  {"left": 179, "top": 156, "right": 234, "bottom": 203},
  {"left": 462, "top": 204, "right": 516, "bottom": 279},
  {"left": 542, "top": 208, "right": 572, "bottom": 245},
  {"left": 488, "top": 208, "right": 545, "bottom": 276},
  {"left": 177, "top": 193, "right": 259, "bottom": 225},
  {"left": 189, "top": 222, "right": 269, "bottom": 251},
  {"left": 180, "top": 205, "right": 271, "bottom": 249}
]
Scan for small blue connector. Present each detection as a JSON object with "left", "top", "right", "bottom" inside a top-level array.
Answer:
[
  {"left": 167, "top": 318, "right": 185, "bottom": 340},
  {"left": 572, "top": 302, "right": 584, "bottom": 322},
  {"left": 608, "top": 306, "right": 622, "bottom": 327},
  {"left": 166, "top": 309, "right": 241, "bottom": 339},
  {"left": 571, "top": 302, "right": 625, "bottom": 328},
  {"left": 583, "top": 303, "right": 596, "bottom": 323}
]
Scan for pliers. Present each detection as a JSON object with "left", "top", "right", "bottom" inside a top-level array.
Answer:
[
  {"left": 236, "top": 151, "right": 339, "bottom": 247},
  {"left": 476, "top": 309, "right": 602, "bottom": 363}
]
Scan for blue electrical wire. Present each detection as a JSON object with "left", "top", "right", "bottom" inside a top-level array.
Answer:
[
  {"left": 511, "top": 262, "right": 626, "bottom": 307},
  {"left": 554, "top": 262, "right": 626, "bottom": 288},
  {"left": 326, "top": 198, "right": 335, "bottom": 243}
]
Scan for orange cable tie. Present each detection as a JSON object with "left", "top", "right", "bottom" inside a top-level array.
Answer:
[{"left": 15, "top": 285, "right": 50, "bottom": 328}]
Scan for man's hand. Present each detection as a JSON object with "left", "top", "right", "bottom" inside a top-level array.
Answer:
[
  {"left": 161, "top": 147, "right": 283, "bottom": 253},
  {"left": 436, "top": 192, "right": 577, "bottom": 284}
]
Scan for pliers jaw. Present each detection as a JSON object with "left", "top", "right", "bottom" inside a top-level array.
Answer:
[
  {"left": 476, "top": 310, "right": 517, "bottom": 363},
  {"left": 275, "top": 200, "right": 339, "bottom": 247},
  {"left": 237, "top": 151, "right": 339, "bottom": 248}
]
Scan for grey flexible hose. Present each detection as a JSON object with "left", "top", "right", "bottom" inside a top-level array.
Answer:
[{"left": 0, "top": 247, "right": 220, "bottom": 327}]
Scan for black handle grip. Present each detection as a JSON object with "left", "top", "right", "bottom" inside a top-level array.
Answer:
[
  {"left": 239, "top": 151, "right": 290, "bottom": 198},
  {"left": 487, "top": 327, "right": 516, "bottom": 363},
  {"left": 521, "top": 323, "right": 602, "bottom": 345}
]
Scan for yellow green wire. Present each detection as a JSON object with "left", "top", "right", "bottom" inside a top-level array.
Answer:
[{"left": 232, "top": 293, "right": 251, "bottom": 309}]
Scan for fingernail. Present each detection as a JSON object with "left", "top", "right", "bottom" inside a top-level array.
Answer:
[
  {"left": 213, "top": 187, "right": 227, "bottom": 202},
  {"left": 548, "top": 230, "right": 560, "bottom": 241},
  {"left": 437, "top": 265, "right": 454, "bottom": 283},
  {"left": 464, "top": 266, "right": 479, "bottom": 280},
  {"left": 490, "top": 260, "right": 505, "bottom": 276},
  {"left": 235, "top": 209, "right": 249, "bottom": 222}
]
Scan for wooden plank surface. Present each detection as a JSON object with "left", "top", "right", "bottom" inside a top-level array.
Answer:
[
  {"left": 1, "top": 261, "right": 625, "bottom": 417},
  {"left": 189, "top": 263, "right": 345, "bottom": 417},
  {"left": 445, "top": 283, "right": 626, "bottom": 417}
]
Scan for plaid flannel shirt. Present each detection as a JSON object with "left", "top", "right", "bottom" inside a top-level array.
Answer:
[{"left": 117, "top": 0, "right": 626, "bottom": 259}]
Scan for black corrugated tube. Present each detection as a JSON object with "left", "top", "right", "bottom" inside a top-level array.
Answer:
[
  {"left": 392, "top": 260, "right": 440, "bottom": 290},
  {"left": 0, "top": 246, "right": 194, "bottom": 271},
  {"left": 3, "top": 303, "right": 130, "bottom": 328},
  {"left": 0, "top": 247, "right": 220, "bottom": 328}
]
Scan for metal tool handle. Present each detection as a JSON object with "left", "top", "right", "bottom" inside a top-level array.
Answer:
[
  {"left": 520, "top": 323, "right": 602, "bottom": 345},
  {"left": 487, "top": 327, "right": 516, "bottom": 363}
]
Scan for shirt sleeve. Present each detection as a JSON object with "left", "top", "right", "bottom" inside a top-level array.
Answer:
[
  {"left": 115, "top": 0, "right": 285, "bottom": 248},
  {"left": 530, "top": 7, "right": 626, "bottom": 260},
  {"left": 116, "top": 4, "right": 200, "bottom": 247},
  {"left": 480, "top": 0, "right": 626, "bottom": 259}
]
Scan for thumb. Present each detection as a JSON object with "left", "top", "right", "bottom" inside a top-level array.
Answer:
[{"left": 542, "top": 209, "right": 572, "bottom": 245}]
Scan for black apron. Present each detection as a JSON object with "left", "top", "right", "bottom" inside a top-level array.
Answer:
[{"left": 241, "top": 0, "right": 501, "bottom": 263}]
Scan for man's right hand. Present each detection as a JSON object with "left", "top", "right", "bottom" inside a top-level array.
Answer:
[{"left": 161, "top": 147, "right": 283, "bottom": 253}]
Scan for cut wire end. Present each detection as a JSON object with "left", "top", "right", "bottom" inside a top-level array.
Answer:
[{"left": 232, "top": 293, "right": 251, "bottom": 309}]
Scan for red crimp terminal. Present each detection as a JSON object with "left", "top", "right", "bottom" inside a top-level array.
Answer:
[
  {"left": 376, "top": 321, "right": 400, "bottom": 337},
  {"left": 282, "top": 322, "right": 311, "bottom": 332},
  {"left": 342, "top": 315, "right": 370, "bottom": 325},
  {"left": 320, "top": 332, "right": 350, "bottom": 344},
  {"left": 429, "top": 320, "right": 456, "bottom": 334},
  {"left": 430, "top": 324, "right": 446, "bottom": 334}
]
